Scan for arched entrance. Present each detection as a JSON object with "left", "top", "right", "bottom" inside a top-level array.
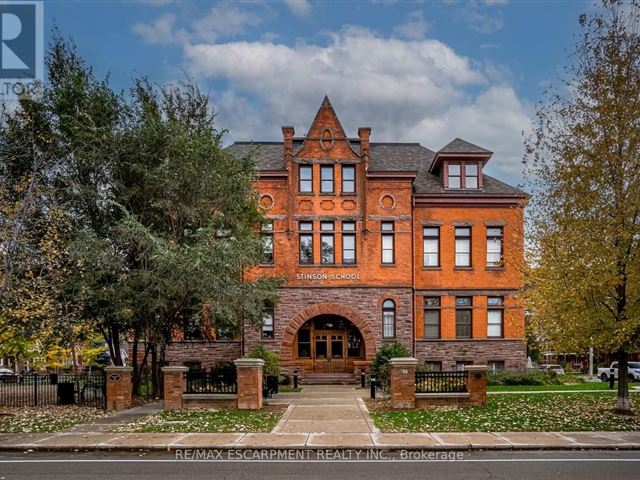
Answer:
[{"left": 294, "top": 315, "right": 365, "bottom": 373}]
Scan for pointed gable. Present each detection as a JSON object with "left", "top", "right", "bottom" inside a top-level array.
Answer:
[
  {"left": 439, "top": 138, "right": 492, "bottom": 154},
  {"left": 294, "top": 96, "right": 359, "bottom": 160}
]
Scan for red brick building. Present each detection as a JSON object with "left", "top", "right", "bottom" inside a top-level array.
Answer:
[{"left": 167, "top": 96, "right": 527, "bottom": 376}]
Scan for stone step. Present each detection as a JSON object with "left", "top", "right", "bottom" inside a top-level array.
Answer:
[{"left": 302, "top": 374, "right": 359, "bottom": 385}]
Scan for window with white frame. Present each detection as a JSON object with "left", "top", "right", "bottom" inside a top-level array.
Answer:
[
  {"left": 455, "top": 227, "right": 471, "bottom": 267},
  {"left": 486, "top": 227, "right": 503, "bottom": 267},
  {"left": 487, "top": 296, "right": 504, "bottom": 337},
  {"left": 382, "top": 299, "right": 396, "bottom": 338},
  {"left": 423, "top": 226, "right": 439, "bottom": 267}
]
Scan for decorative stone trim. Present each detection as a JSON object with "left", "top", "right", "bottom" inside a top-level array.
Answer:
[
  {"left": 389, "top": 357, "right": 418, "bottom": 367},
  {"left": 183, "top": 394, "right": 237, "bottom": 400},
  {"left": 162, "top": 366, "right": 188, "bottom": 373},
  {"left": 416, "top": 392, "right": 470, "bottom": 399},
  {"left": 234, "top": 358, "right": 265, "bottom": 368}
]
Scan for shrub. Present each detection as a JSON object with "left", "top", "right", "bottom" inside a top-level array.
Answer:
[
  {"left": 371, "top": 343, "right": 410, "bottom": 391},
  {"left": 487, "top": 371, "right": 563, "bottom": 386},
  {"left": 245, "top": 344, "right": 281, "bottom": 376}
]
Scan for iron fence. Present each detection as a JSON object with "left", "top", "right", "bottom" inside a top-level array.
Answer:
[
  {"left": 185, "top": 370, "right": 237, "bottom": 394},
  {"left": 415, "top": 371, "right": 468, "bottom": 393},
  {"left": 0, "top": 372, "right": 105, "bottom": 408}
]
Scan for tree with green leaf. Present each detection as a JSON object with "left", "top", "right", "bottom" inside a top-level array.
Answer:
[{"left": 525, "top": 0, "right": 640, "bottom": 413}]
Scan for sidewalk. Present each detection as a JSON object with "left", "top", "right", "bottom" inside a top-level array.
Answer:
[
  {"left": 2, "top": 386, "right": 639, "bottom": 451},
  {"left": 1, "top": 431, "right": 639, "bottom": 451}
]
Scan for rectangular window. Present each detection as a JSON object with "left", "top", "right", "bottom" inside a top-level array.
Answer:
[
  {"left": 299, "top": 221, "right": 313, "bottom": 264},
  {"left": 423, "top": 226, "right": 439, "bottom": 267},
  {"left": 342, "top": 165, "right": 355, "bottom": 193},
  {"left": 424, "top": 297, "right": 441, "bottom": 339},
  {"left": 455, "top": 227, "right": 471, "bottom": 267},
  {"left": 183, "top": 317, "right": 201, "bottom": 341},
  {"left": 381, "top": 221, "right": 394, "bottom": 264},
  {"left": 320, "top": 221, "right": 334, "bottom": 264},
  {"left": 486, "top": 227, "right": 503, "bottom": 267},
  {"left": 488, "top": 360, "right": 505, "bottom": 372},
  {"left": 262, "top": 304, "right": 274, "bottom": 339},
  {"left": 297, "top": 329, "right": 311, "bottom": 357},
  {"left": 456, "top": 361, "right": 473, "bottom": 371},
  {"left": 448, "top": 163, "right": 461, "bottom": 189},
  {"left": 299, "top": 165, "right": 313, "bottom": 193},
  {"left": 342, "top": 221, "right": 356, "bottom": 264},
  {"left": 487, "top": 296, "right": 504, "bottom": 338},
  {"left": 424, "top": 361, "right": 442, "bottom": 372},
  {"left": 455, "top": 296, "right": 473, "bottom": 339},
  {"left": 465, "top": 163, "right": 479, "bottom": 189},
  {"left": 261, "top": 221, "right": 274, "bottom": 264},
  {"left": 320, "top": 165, "right": 334, "bottom": 193}
]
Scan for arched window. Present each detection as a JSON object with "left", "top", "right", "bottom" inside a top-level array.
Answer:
[{"left": 382, "top": 299, "right": 396, "bottom": 338}]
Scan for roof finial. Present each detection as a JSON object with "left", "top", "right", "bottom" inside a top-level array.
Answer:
[{"left": 321, "top": 95, "right": 331, "bottom": 107}]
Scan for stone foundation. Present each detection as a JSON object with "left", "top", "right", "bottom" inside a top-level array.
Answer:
[
  {"left": 182, "top": 394, "right": 237, "bottom": 409},
  {"left": 165, "top": 341, "right": 242, "bottom": 369},
  {"left": 415, "top": 339, "right": 526, "bottom": 372},
  {"left": 244, "top": 287, "right": 414, "bottom": 372}
]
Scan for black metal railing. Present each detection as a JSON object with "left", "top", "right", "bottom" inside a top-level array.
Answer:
[
  {"left": 415, "top": 371, "right": 468, "bottom": 393},
  {"left": 185, "top": 370, "right": 237, "bottom": 394},
  {"left": 0, "top": 372, "right": 105, "bottom": 408}
]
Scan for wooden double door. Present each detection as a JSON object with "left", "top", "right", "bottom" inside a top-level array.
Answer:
[{"left": 312, "top": 330, "right": 346, "bottom": 373}]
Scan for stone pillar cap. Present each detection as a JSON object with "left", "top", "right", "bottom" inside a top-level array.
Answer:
[
  {"left": 162, "top": 366, "right": 189, "bottom": 373},
  {"left": 104, "top": 366, "right": 133, "bottom": 372},
  {"left": 465, "top": 365, "right": 489, "bottom": 372},
  {"left": 235, "top": 358, "right": 265, "bottom": 367},
  {"left": 389, "top": 357, "right": 419, "bottom": 366}
]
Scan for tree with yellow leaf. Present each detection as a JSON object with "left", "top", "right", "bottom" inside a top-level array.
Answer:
[{"left": 525, "top": 0, "right": 640, "bottom": 413}]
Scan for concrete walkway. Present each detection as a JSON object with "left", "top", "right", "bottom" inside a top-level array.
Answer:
[
  {"left": 66, "top": 401, "right": 163, "bottom": 433},
  {"left": 271, "top": 385, "right": 377, "bottom": 434}
]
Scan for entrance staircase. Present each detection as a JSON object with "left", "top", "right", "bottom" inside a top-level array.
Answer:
[{"left": 302, "top": 373, "right": 359, "bottom": 385}]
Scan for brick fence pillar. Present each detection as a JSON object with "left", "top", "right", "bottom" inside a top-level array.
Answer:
[
  {"left": 466, "top": 365, "right": 489, "bottom": 406},
  {"left": 104, "top": 366, "right": 133, "bottom": 411},
  {"left": 234, "top": 358, "right": 264, "bottom": 410},
  {"left": 390, "top": 357, "right": 418, "bottom": 409},
  {"left": 162, "top": 366, "right": 188, "bottom": 411}
]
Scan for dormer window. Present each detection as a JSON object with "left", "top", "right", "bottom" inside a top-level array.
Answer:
[
  {"left": 448, "top": 164, "right": 461, "bottom": 188},
  {"left": 465, "top": 163, "right": 478, "bottom": 189},
  {"left": 446, "top": 161, "right": 480, "bottom": 190}
]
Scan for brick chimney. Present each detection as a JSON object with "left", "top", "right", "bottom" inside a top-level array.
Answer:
[
  {"left": 282, "top": 126, "right": 295, "bottom": 165},
  {"left": 358, "top": 127, "right": 371, "bottom": 170}
]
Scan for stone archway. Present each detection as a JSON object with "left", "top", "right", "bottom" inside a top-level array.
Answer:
[{"left": 280, "top": 303, "right": 376, "bottom": 372}]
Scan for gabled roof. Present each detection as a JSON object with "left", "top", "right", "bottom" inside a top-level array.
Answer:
[
  {"left": 224, "top": 141, "right": 525, "bottom": 197},
  {"left": 438, "top": 138, "right": 492, "bottom": 154}
]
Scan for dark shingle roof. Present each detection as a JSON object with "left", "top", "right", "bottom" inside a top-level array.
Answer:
[
  {"left": 439, "top": 138, "right": 492, "bottom": 154},
  {"left": 225, "top": 142, "right": 286, "bottom": 171},
  {"left": 225, "top": 141, "right": 525, "bottom": 197}
]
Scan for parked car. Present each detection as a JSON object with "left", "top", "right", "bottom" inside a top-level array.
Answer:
[
  {"left": 597, "top": 362, "right": 640, "bottom": 382},
  {"left": 539, "top": 364, "right": 565, "bottom": 375},
  {"left": 0, "top": 367, "right": 19, "bottom": 383}
]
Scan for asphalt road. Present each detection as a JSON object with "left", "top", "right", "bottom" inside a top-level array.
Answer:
[{"left": 1, "top": 450, "right": 639, "bottom": 480}]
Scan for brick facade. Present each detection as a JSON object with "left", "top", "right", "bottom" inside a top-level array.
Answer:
[{"left": 162, "top": 97, "right": 527, "bottom": 375}]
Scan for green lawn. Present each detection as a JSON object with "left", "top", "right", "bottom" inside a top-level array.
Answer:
[
  {"left": 0, "top": 406, "right": 106, "bottom": 433},
  {"left": 369, "top": 392, "right": 640, "bottom": 432},
  {"left": 487, "top": 382, "right": 629, "bottom": 392},
  {"left": 114, "top": 409, "right": 284, "bottom": 433}
]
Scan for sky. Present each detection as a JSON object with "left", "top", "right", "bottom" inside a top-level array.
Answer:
[{"left": 43, "top": 0, "right": 595, "bottom": 186}]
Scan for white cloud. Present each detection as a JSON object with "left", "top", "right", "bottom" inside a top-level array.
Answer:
[
  {"left": 181, "top": 26, "right": 529, "bottom": 183},
  {"left": 193, "top": 3, "right": 262, "bottom": 42},
  {"left": 481, "top": 0, "right": 509, "bottom": 6},
  {"left": 284, "top": 0, "right": 312, "bottom": 17},
  {"left": 133, "top": 13, "right": 177, "bottom": 45},
  {"left": 133, "top": 4, "right": 262, "bottom": 45},
  {"left": 394, "top": 10, "right": 430, "bottom": 40},
  {"left": 458, "top": 8, "right": 503, "bottom": 33}
]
